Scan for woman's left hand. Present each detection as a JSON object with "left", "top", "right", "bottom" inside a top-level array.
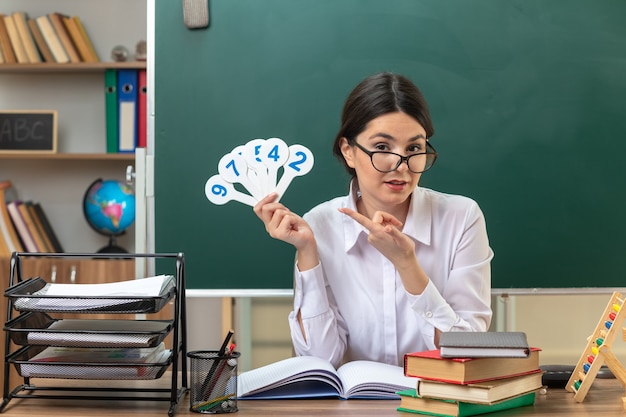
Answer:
[
  {"left": 338, "top": 207, "right": 415, "bottom": 269},
  {"left": 338, "top": 207, "right": 428, "bottom": 294}
]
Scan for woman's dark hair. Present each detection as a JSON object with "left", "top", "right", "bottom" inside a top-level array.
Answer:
[{"left": 332, "top": 72, "right": 435, "bottom": 177}]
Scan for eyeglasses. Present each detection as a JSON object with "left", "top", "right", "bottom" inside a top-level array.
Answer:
[{"left": 353, "top": 141, "right": 438, "bottom": 174}]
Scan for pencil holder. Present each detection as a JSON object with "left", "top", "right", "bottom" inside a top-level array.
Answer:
[{"left": 188, "top": 350, "right": 240, "bottom": 413}]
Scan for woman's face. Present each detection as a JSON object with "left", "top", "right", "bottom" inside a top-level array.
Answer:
[{"left": 340, "top": 111, "right": 428, "bottom": 218}]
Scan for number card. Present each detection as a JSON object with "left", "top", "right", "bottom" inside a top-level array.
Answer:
[{"left": 204, "top": 138, "right": 314, "bottom": 207}]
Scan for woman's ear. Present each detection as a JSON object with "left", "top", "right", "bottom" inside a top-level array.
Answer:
[{"left": 340, "top": 137, "right": 356, "bottom": 169}]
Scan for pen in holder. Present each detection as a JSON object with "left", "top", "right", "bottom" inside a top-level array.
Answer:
[{"left": 188, "top": 348, "right": 239, "bottom": 414}]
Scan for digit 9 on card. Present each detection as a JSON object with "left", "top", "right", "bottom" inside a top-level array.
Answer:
[{"left": 204, "top": 138, "right": 314, "bottom": 207}]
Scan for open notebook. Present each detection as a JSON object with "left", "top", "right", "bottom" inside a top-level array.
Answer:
[{"left": 237, "top": 355, "right": 417, "bottom": 400}]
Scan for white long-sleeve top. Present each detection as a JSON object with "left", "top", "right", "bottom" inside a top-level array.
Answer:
[{"left": 288, "top": 184, "right": 493, "bottom": 368}]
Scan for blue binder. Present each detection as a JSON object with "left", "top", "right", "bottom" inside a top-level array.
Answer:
[{"left": 117, "top": 69, "right": 138, "bottom": 153}]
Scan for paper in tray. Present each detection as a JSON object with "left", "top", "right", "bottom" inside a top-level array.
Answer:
[
  {"left": 5, "top": 277, "right": 175, "bottom": 314},
  {"left": 9, "top": 345, "right": 173, "bottom": 380},
  {"left": 5, "top": 312, "right": 173, "bottom": 348}
]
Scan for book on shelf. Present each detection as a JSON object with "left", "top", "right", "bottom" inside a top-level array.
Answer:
[
  {"left": 3, "top": 14, "right": 28, "bottom": 63},
  {"left": 396, "top": 389, "right": 536, "bottom": 417},
  {"left": 16, "top": 201, "right": 48, "bottom": 252},
  {"left": 27, "top": 18, "right": 55, "bottom": 63},
  {"left": 0, "top": 219, "right": 10, "bottom": 256},
  {"left": 12, "top": 12, "right": 41, "bottom": 63},
  {"left": 32, "top": 202, "right": 64, "bottom": 252},
  {"left": 73, "top": 15, "right": 99, "bottom": 62},
  {"left": 62, "top": 15, "right": 98, "bottom": 63},
  {"left": 0, "top": 14, "right": 17, "bottom": 64},
  {"left": 439, "top": 331, "right": 531, "bottom": 358},
  {"left": 0, "top": 181, "right": 23, "bottom": 253},
  {"left": 237, "top": 355, "right": 417, "bottom": 400},
  {"left": 35, "top": 14, "right": 69, "bottom": 63},
  {"left": 6, "top": 201, "right": 38, "bottom": 252},
  {"left": 48, "top": 12, "right": 81, "bottom": 63},
  {"left": 404, "top": 348, "right": 541, "bottom": 385},
  {"left": 415, "top": 371, "right": 544, "bottom": 404},
  {"left": 24, "top": 202, "right": 54, "bottom": 252}
]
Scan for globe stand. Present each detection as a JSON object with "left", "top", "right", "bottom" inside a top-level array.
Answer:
[
  {"left": 97, "top": 233, "right": 128, "bottom": 253},
  {"left": 83, "top": 178, "right": 136, "bottom": 254}
]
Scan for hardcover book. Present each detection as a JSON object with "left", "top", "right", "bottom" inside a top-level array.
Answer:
[
  {"left": 3, "top": 14, "right": 28, "bottom": 63},
  {"left": 439, "top": 331, "right": 531, "bottom": 358},
  {"left": 397, "top": 389, "right": 535, "bottom": 417},
  {"left": 404, "top": 348, "right": 541, "bottom": 385},
  {"left": 237, "top": 355, "right": 417, "bottom": 399},
  {"left": 48, "top": 12, "right": 81, "bottom": 63},
  {"left": 62, "top": 15, "right": 98, "bottom": 63},
  {"left": 27, "top": 18, "right": 55, "bottom": 62},
  {"left": 32, "top": 202, "right": 64, "bottom": 252},
  {"left": 35, "top": 14, "right": 69, "bottom": 63},
  {"left": 12, "top": 12, "right": 41, "bottom": 63},
  {"left": 0, "top": 14, "right": 17, "bottom": 63},
  {"left": 6, "top": 201, "right": 38, "bottom": 252},
  {"left": 416, "top": 371, "right": 543, "bottom": 404}
]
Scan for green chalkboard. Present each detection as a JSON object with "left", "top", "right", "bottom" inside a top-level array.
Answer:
[{"left": 155, "top": 0, "right": 626, "bottom": 290}]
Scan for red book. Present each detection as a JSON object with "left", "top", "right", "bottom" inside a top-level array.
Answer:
[
  {"left": 404, "top": 348, "right": 541, "bottom": 385},
  {"left": 137, "top": 69, "right": 147, "bottom": 148}
]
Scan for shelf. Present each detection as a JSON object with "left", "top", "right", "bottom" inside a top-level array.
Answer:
[
  {"left": 0, "top": 62, "right": 147, "bottom": 73},
  {"left": 0, "top": 153, "right": 135, "bottom": 161}
]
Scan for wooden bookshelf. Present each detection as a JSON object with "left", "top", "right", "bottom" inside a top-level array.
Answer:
[
  {"left": 0, "top": 153, "right": 135, "bottom": 160},
  {"left": 0, "top": 62, "right": 146, "bottom": 73}
]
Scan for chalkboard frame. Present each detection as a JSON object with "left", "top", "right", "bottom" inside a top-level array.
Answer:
[{"left": 0, "top": 110, "right": 58, "bottom": 154}]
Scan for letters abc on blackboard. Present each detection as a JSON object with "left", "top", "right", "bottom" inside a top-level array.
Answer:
[{"left": 0, "top": 111, "right": 57, "bottom": 153}]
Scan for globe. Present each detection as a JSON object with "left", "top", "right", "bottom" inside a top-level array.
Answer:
[{"left": 83, "top": 178, "right": 136, "bottom": 253}]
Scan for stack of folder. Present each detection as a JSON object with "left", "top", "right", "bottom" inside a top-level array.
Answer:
[{"left": 105, "top": 68, "right": 147, "bottom": 153}]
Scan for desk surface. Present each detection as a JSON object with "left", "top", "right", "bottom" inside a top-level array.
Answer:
[{"left": 0, "top": 378, "right": 624, "bottom": 416}]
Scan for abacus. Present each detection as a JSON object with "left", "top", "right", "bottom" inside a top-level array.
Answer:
[{"left": 566, "top": 292, "right": 626, "bottom": 408}]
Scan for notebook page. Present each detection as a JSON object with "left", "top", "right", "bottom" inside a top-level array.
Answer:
[
  {"left": 237, "top": 356, "right": 341, "bottom": 397},
  {"left": 337, "top": 360, "right": 417, "bottom": 398}
]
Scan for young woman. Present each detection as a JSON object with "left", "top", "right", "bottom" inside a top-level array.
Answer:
[{"left": 254, "top": 72, "right": 493, "bottom": 368}]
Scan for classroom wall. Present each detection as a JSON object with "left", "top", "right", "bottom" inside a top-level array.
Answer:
[{"left": 185, "top": 292, "right": 626, "bottom": 372}]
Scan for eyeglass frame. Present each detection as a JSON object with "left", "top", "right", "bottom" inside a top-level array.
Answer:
[{"left": 351, "top": 140, "right": 438, "bottom": 174}]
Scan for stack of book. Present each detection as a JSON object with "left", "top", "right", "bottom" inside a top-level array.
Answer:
[
  {"left": 0, "top": 180, "right": 63, "bottom": 256},
  {"left": 0, "top": 11, "right": 99, "bottom": 64},
  {"left": 399, "top": 332, "right": 543, "bottom": 417}
]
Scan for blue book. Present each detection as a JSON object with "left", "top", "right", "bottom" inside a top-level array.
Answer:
[{"left": 117, "top": 69, "right": 138, "bottom": 153}]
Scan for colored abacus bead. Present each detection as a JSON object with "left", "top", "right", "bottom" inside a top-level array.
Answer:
[
  {"left": 605, "top": 321, "right": 613, "bottom": 329},
  {"left": 596, "top": 337, "right": 604, "bottom": 346},
  {"left": 588, "top": 355, "right": 595, "bottom": 363},
  {"left": 591, "top": 346, "right": 599, "bottom": 355},
  {"left": 609, "top": 312, "right": 616, "bottom": 321},
  {"left": 574, "top": 380, "right": 582, "bottom": 390},
  {"left": 583, "top": 363, "right": 590, "bottom": 373},
  {"left": 613, "top": 303, "right": 621, "bottom": 313}
]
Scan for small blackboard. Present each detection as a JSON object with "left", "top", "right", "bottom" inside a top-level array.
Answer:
[{"left": 0, "top": 111, "right": 57, "bottom": 153}]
